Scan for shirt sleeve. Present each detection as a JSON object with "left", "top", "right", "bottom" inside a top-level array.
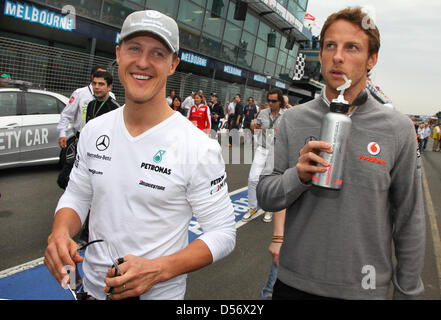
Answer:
[
  {"left": 54, "top": 126, "right": 93, "bottom": 225},
  {"left": 57, "top": 89, "right": 80, "bottom": 138},
  {"left": 390, "top": 120, "right": 426, "bottom": 299},
  {"left": 186, "top": 139, "right": 236, "bottom": 263}
]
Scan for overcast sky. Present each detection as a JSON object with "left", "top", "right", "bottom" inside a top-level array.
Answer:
[{"left": 306, "top": 0, "right": 441, "bottom": 116}]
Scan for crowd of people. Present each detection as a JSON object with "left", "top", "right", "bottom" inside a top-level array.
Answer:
[
  {"left": 410, "top": 117, "right": 441, "bottom": 153},
  {"left": 44, "top": 7, "right": 428, "bottom": 302},
  {"left": 165, "top": 87, "right": 296, "bottom": 143}
]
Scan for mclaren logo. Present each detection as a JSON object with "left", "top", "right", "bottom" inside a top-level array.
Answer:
[{"left": 96, "top": 135, "right": 110, "bottom": 151}]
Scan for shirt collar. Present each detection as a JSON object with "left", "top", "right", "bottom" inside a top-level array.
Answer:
[{"left": 321, "top": 87, "right": 331, "bottom": 107}]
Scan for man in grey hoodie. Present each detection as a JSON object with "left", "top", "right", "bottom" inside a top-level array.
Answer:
[{"left": 257, "top": 7, "right": 425, "bottom": 300}]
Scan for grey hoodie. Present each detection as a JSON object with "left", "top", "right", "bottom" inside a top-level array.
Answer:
[{"left": 257, "top": 90, "right": 425, "bottom": 299}]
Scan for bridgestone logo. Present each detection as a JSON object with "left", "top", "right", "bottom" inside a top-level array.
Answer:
[{"left": 139, "top": 180, "right": 165, "bottom": 191}]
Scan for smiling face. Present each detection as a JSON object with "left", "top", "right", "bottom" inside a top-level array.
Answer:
[
  {"left": 115, "top": 33, "right": 180, "bottom": 105},
  {"left": 194, "top": 94, "right": 202, "bottom": 105},
  {"left": 319, "top": 19, "right": 378, "bottom": 101}
]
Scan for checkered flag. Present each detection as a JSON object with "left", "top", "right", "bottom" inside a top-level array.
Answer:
[{"left": 293, "top": 53, "right": 306, "bottom": 80}]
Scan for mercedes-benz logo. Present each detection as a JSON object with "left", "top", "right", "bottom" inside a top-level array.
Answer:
[
  {"left": 96, "top": 135, "right": 110, "bottom": 151},
  {"left": 146, "top": 10, "right": 162, "bottom": 19}
]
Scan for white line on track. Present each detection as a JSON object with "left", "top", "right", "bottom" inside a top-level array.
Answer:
[
  {"left": 0, "top": 257, "right": 44, "bottom": 279},
  {"left": 421, "top": 163, "right": 441, "bottom": 293}
]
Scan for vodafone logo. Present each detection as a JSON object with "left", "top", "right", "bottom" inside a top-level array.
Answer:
[{"left": 367, "top": 142, "right": 381, "bottom": 156}]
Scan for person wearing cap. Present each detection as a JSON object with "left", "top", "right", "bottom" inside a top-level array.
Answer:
[
  {"left": 0, "top": 73, "right": 11, "bottom": 87},
  {"left": 45, "top": 10, "right": 236, "bottom": 300}
]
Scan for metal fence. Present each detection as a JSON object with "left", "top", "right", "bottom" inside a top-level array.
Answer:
[
  {"left": 0, "top": 36, "right": 125, "bottom": 102},
  {"left": 0, "top": 36, "right": 267, "bottom": 107}
]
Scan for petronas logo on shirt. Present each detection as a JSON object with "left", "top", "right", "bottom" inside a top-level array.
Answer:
[{"left": 153, "top": 150, "right": 166, "bottom": 163}]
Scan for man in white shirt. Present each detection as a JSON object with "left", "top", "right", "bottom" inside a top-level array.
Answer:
[
  {"left": 227, "top": 99, "right": 236, "bottom": 122},
  {"left": 423, "top": 123, "right": 431, "bottom": 150},
  {"left": 181, "top": 91, "right": 194, "bottom": 116},
  {"left": 56, "top": 68, "right": 117, "bottom": 190},
  {"left": 57, "top": 66, "right": 116, "bottom": 148},
  {"left": 166, "top": 89, "right": 175, "bottom": 106},
  {"left": 44, "top": 10, "right": 236, "bottom": 300}
]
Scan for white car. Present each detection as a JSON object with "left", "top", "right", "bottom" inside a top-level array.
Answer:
[{"left": 0, "top": 82, "right": 74, "bottom": 169}]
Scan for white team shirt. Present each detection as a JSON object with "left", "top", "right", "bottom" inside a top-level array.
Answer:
[
  {"left": 423, "top": 126, "right": 431, "bottom": 139},
  {"left": 227, "top": 102, "right": 236, "bottom": 115},
  {"left": 182, "top": 95, "right": 194, "bottom": 115},
  {"left": 57, "top": 84, "right": 116, "bottom": 138},
  {"left": 55, "top": 108, "right": 236, "bottom": 300}
]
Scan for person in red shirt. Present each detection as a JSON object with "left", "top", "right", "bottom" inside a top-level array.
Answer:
[{"left": 188, "top": 92, "right": 211, "bottom": 135}]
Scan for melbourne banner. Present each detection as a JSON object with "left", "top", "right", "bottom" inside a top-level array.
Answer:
[{"left": 3, "top": 0, "right": 74, "bottom": 31}]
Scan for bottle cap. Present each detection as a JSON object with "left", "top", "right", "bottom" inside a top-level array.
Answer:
[{"left": 330, "top": 102, "right": 350, "bottom": 113}]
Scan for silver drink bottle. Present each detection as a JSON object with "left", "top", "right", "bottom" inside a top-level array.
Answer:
[{"left": 311, "top": 101, "right": 352, "bottom": 189}]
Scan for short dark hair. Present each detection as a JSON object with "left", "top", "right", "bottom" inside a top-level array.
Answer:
[
  {"left": 91, "top": 65, "right": 107, "bottom": 75},
  {"left": 92, "top": 70, "right": 113, "bottom": 86},
  {"left": 267, "top": 88, "right": 286, "bottom": 107}
]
